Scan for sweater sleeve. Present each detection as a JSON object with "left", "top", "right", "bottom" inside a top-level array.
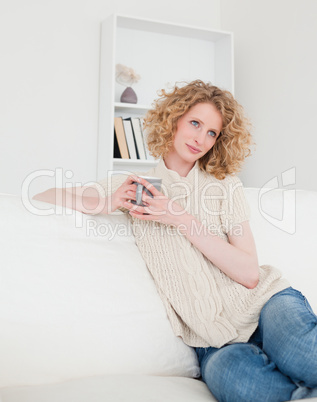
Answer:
[{"left": 220, "top": 175, "right": 250, "bottom": 234}]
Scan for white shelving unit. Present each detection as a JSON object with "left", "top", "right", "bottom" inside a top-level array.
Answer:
[{"left": 97, "top": 14, "right": 234, "bottom": 180}]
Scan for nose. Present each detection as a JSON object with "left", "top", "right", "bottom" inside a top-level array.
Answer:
[{"left": 194, "top": 130, "right": 206, "bottom": 145}]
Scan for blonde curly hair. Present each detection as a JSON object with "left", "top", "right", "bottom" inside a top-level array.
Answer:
[{"left": 143, "top": 80, "right": 255, "bottom": 179}]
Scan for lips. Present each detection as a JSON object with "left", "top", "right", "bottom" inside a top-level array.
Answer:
[{"left": 186, "top": 144, "right": 201, "bottom": 153}]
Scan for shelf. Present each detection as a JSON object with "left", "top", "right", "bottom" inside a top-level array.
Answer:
[
  {"left": 113, "top": 158, "right": 158, "bottom": 174},
  {"left": 116, "top": 14, "right": 232, "bottom": 42},
  {"left": 114, "top": 102, "right": 152, "bottom": 113},
  {"left": 97, "top": 14, "right": 234, "bottom": 180}
]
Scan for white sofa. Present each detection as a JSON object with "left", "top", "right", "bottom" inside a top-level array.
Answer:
[{"left": 0, "top": 187, "right": 316, "bottom": 402}]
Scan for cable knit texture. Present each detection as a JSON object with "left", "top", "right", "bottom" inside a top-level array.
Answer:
[{"left": 97, "top": 159, "right": 290, "bottom": 348}]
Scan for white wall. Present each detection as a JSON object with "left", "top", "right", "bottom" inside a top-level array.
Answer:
[
  {"left": 220, "top": 0, "right": 317, "bottom": 191},
  {"left": 3, "top": 0, "right": 315, "bottom": 196},
  {"left": 0, "top": 0, "right": 221, "bottom": 197}
]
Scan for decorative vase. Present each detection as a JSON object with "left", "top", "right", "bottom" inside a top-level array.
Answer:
[{"left": 120, "top": 87, "right": 137, "bottom": 104}]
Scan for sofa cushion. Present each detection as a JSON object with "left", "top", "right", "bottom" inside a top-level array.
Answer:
[
  {"left": 0, "top": 194, "right": 200, "bottom": 388},
  {"left": 0, "top": 375, "right": 216, "bottom": 402}
]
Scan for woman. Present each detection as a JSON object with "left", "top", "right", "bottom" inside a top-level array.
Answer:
[{"left": 34, "top": 80, "right": 317, "bottom": 401}]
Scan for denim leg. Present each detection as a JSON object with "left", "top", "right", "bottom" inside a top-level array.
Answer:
[
  {"left": 259, "top": 287, "right": 317, "bottom": 388},
  {"left": 195, "top": 343, "right": 296, "bottom": 402}
]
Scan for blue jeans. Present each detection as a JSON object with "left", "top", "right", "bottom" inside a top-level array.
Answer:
[{"left": 194, "top": 287, "right": 317, "bottom": 401}]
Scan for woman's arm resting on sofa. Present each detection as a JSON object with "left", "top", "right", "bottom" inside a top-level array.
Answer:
[
  {"left": 32, "top": 187, "right": 113, "bottom": 215},
  {"left": 32, "top": 174, "right": 141, "bottom": 215}
]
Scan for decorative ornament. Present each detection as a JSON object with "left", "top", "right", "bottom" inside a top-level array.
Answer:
[{"left": 116, "top": 64, "right": 141, "bottom": 104}]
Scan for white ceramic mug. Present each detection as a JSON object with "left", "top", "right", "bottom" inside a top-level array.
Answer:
[{"left": 131, "top": 176, "right": 162, "bottom": 207}]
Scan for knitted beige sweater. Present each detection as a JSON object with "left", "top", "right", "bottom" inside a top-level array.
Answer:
[{"left": 97, "top": 159, "right": 290, "bottom": 348}]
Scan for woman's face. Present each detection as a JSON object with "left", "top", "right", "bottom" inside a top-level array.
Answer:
[{"left": 167, "top": 102, "right": 223, "bottom": 168}]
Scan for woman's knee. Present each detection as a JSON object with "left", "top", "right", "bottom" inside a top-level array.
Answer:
[
  {"left": 202, "top": 343, "right": 267, "bottom": 383},
  {"left": 201, "top": 343, "right": 293, "bottom": 402},
  {"left": 260, "top": 288, "right": 317, "bottom": 337},
  {"left": 260, "top": 288, "right": 317, "bottom": 387}
]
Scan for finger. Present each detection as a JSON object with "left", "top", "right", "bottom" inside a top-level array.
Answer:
[
  {"left": 127, "top": 175, "right": 141, "bottom": 184},
  {"left": 124, "top": 201, "right": 146, "bottom": 212},
  {"left": 124, "top": 201, "right": 152, "bottom": 215},
  {"left": 128, "top": 209, "right": 151, "bottom": 217},
  {"left": 126, "top": 190, "right": 137, "bottom": 199},
  {"left": 142, "top": 195, "right": 151, "bottom": 206},
  {"left": 123, "top": 200, "right": 138, "bottom": 211},
  {"left": 138, "top": 178, "right": 162, "bottom": 196},
  {"left": 129, "top": 210, "right": 144, "bottom": 215},
  {"left": 129, "top": 210, "right": 162, "bottom": 222}
]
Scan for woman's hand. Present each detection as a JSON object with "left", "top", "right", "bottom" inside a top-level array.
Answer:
[
  {"left": 110, "top": 174, "right": 141, "bottom": 212},
  {"left": 122, "top": 177, "right": 187, "bottom": 227}
]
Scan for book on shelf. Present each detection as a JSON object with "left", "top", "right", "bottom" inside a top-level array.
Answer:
[
  {"left": 127, "top": 117, "right": 146, "bottom": 160},
  {"left": 113, "top": 116, "right": 155, "bottom": 161},
  {"left": 114, "top": 117, "right": 129, "bottom": 159},
  {"left": 113, "top": 127, "right": 121, "bottom": 158},
  {"left": 123, "top": 118, "right": 138, "bottom": 160},
  {"left": 140, "top": 118, "right": 155, "bottom": 161}
]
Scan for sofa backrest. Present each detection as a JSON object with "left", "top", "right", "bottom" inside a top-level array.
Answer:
[
  {"left": 0, "top": 194, "right": 200, "bottom": 388},
  {"left": 245, "top": 188, "right": 317, "bottom": 312}
]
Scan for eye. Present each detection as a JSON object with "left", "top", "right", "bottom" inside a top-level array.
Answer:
[
  {"left": 191, "top": 120, "right": 199, "bottom": 127},
  {"left": 208, "top": 130, "right": 217, "bottom": 138}
]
